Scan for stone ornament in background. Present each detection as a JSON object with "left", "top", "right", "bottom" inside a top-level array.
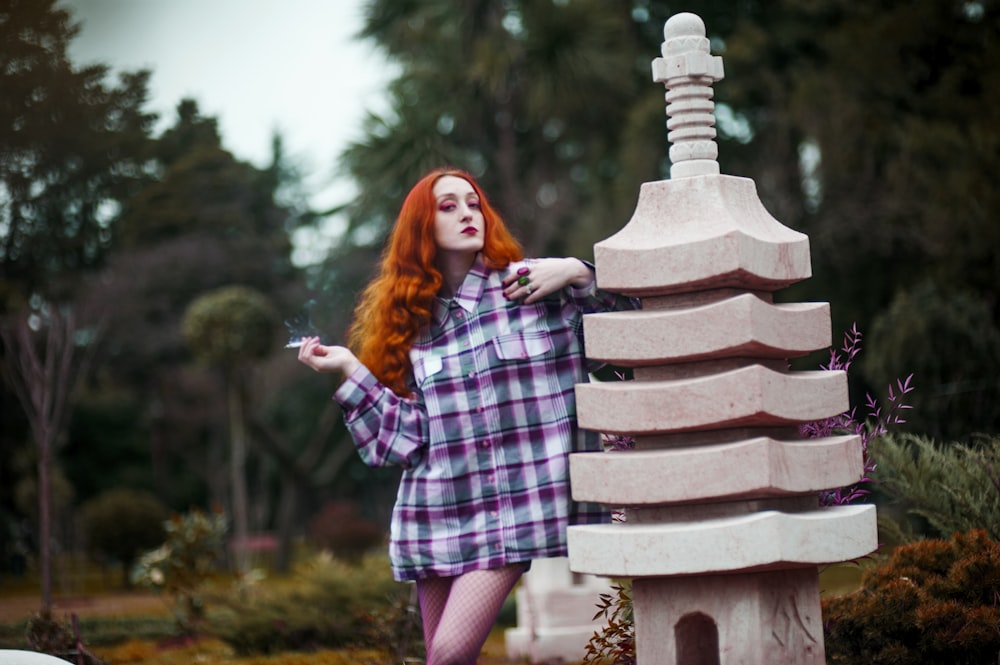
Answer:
[{"left": 568, "top": 12, "right": 877, "bottom": 665}]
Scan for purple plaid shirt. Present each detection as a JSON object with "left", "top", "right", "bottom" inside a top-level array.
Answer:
[{"left": 334, "top": 255, "right": 628, "bottom": 581}]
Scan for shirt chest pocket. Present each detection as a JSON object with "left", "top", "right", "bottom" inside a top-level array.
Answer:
[
  {"left": 492, "top": 330, "right": 553, "bottom": 361},
  {"left": 412, "top": 354, "right": 444, "bottom": 387}
]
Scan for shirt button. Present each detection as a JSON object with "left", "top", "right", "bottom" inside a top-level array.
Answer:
[
  {"left": 476, "top": 406, "right": 484, "bottom": 413},
  {"left": 480, "top": 440, "right": 490, "bottom": 449},
  {"left": 494, "top": 543, "right": 502, "bottom": 551},
  {"left": 490, "top": 510, "right": 499, "bottom": 518}
]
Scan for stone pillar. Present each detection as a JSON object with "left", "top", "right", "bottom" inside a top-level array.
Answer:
[{"left": 567, "top": 12, "right": 877, "bottom": 665}]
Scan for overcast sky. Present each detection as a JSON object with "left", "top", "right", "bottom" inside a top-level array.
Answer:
[{"left": 59, "top": 0, "right": 394, "bottom": 263}]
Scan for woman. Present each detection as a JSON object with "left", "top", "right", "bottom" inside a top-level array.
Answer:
[{"left": 297, "top": 167, "right": 628, "bottom": 665}]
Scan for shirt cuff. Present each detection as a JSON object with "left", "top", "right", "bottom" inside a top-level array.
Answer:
[
  {"left": 333, "top": 363, "right": 381, "bottom": 411},
  {"left": 568, "top": 260, "right": 599, "bottom": 299}
]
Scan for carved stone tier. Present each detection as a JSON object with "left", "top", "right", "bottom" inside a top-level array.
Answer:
[
  {"left": 584, "top": 293, "right": 830, "bottom": 365},
  {"left": 594, "top": 176, "right": 811, "bottom": 296},
  {"left": 568, "top": 504, "right": 877, "bottom": 577},
  {"left": 570, "top": 434, "right": 862, "bottom": 505},
  {"left": 576, "top": 366, "right": 847, "bottom": 434}
]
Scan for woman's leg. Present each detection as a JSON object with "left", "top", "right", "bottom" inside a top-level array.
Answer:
[
  {"left": 416, "top": 575, "right": 453, "bottom": 656},
  {"left": 417, "top": 563, "right": 524, "bottom": 665}
]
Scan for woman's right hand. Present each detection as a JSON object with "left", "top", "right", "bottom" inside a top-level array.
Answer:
[{"left": 297, "top": 337, "right": 362, "bottom": 377}]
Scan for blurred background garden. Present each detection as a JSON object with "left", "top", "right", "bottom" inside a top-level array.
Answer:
[{"left": 1, "top": 0, "right": 998, "bottom": 663}]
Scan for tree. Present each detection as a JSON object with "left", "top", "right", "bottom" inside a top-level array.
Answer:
[
  {"left": 718, "top": 0, "right": 1000, "bottom": 437},
  {"left": 864, "top": 282, "right": 1000, "bottom": 439},
  {"left": 0, "top": 0, "right": 155, "bottom": 576},
  {"left": 0, "top": 0, "right": 156, "bottom": 312},
  {"left": 73, "top": 101, "right": 306, "bottom": 514},
  {"left": 182, "top": 285, "right": 279, "bottom": 574},
  {"left": 0, "top": 307, "right": 96, "bottom": 615},
  {"left": 337, "top": 0, "right": 644, "bottom": 260}
]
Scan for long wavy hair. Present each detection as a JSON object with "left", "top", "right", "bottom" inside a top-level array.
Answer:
[{"left": 348, "top": 168, "right": 523, "bottom": 396}]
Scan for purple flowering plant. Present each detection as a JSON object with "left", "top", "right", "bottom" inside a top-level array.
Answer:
[{"left": 802, "top": 323, "right": 915, "bottom": 506}]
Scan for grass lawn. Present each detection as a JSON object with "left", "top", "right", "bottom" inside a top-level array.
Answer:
[
  {"left": 85, "top": 629, "right": 513, "bottom": 665},
  {"left": 0, "top": 560, "right": 521, "bottom": 665}
]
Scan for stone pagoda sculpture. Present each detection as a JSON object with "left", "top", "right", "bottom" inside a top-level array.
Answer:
[{"left": 567, "top": 12, "right": 878, "bottom": 665}]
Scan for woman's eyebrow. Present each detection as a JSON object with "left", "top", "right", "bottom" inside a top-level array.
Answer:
[{"left": 436, "top": 192, "right": 477, "bottom": 201}]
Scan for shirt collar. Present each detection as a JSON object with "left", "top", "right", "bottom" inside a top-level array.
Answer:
[{"left": 431, "top": 254, "right": 489, "bottom": 326}]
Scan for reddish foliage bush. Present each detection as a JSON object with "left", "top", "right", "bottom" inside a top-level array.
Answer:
[{"left": 823, "top": 530, "right": 1000, "bottom": 664}]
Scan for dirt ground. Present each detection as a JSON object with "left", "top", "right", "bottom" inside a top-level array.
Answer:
[{"left": 0, "top": 591, "right": 169, "bottom": 623}]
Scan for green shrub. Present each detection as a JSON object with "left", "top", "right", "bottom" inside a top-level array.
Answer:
[
  {"left": 210, "top": 552, "right": 413, "bottom": 656},
  {"left": 872, "top": 433, "right": 1000, "bottom": 543},
  {"left": 0, "top": 619, "right": 28, "bottom": 649},
  {"left": 823, "top": 530, "right": 1000, "bottom": 664},
  {"left": 132, "top": 507, "right": 228, "bottom": 633},
  {"left": 74, "top": 615, "right": 180, "bottom": 646},
  {"left": 80, "top": 488, "right": 170, "bottom": 588}
]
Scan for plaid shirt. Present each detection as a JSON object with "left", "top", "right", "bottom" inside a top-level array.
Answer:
[{"left": 334, "top": 255, "right": 628, "bottom": 581}]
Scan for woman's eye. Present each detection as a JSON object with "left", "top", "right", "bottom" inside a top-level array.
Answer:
[
  {"left": 439, "top": 203, "right": 455, "bottom": 212},
  {"left": 468, "top": 201, "right": 481, "bottom": 209}
]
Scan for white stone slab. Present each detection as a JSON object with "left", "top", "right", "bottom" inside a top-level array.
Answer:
[
  {"left": 594, "top": 175, "right": 811, "bottom": 296},
  {"left": 505, "top": 557, "right": 613, "bottom": 664},
  {"left": 570, "top": 434, "right": 862, "bottom": 505},
  {"left": 583, "top": 295, "right": 830, "bottom": 364},
  {"left": 0, "top": 652, "right": 76, "bottom": 665},
  {"left": 567, "top": 504, "right": 877, "bottom": 577},
  {"left": 576, "top": 366, "right": 847, "bottom": 434},
  {"left": 506, "top": 625, "right": 596, "bottom": 664}
]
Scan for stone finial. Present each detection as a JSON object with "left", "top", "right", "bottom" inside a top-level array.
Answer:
[{"left": 652, "top": 12, "right": 724, "bottom": 179}]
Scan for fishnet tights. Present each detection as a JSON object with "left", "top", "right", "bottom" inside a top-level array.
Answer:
[{"left": 416, "top": 563, "right": 524, "bottom": 665}]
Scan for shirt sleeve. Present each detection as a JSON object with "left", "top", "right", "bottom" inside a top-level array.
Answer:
[{"left": 333, "top": 364, "right": 428, "bottom": 469}]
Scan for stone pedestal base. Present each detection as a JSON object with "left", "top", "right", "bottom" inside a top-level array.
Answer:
[
  {"left": 634, "top": 568, "right": 825, "bottom": 665},
  {"left": 504, "top": 557, "right": 611, "bottom": 664}
]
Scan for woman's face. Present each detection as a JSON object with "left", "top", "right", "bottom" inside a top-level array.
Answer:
[{"left": 432, "top": 175, "right": 485, "bottom": 258}]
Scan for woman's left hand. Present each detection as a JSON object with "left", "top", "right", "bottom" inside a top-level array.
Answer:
[{"left": 502, "top": 257, "right": 594, "bottom": 304}]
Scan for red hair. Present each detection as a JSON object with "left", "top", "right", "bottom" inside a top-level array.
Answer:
[{"left": 348, "top": 168, "right": 523, "bottom": 396}]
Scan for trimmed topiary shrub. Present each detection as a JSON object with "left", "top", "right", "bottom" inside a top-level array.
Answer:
[
  {"left": 823, "top": 529, "right": 1000, "bottom": 664},
  {"left": 80, "top": 488, "right": 170, "bottom": 588}
]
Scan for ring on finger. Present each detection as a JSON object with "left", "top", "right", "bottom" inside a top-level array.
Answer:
[{"left": 517, "top": 276, "right": 530, "bottom": 286}]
